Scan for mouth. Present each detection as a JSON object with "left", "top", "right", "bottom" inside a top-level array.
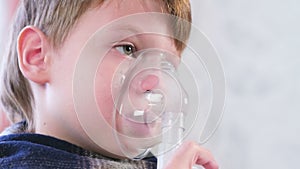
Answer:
[{"left": 117, "top": 110, "right": 162, "bottom": 138}]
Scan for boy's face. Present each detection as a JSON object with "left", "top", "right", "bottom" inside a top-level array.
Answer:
[{"left": 45, "top": 0, "right": 180, "bottom": 157}]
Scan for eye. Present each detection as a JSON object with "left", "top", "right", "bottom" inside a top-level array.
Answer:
[{"left": 115, "top": 44, "right": 137, "bottom": 58}]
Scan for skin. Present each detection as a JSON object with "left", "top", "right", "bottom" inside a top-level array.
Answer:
[
  {"left": 0, "top": 108, "right": 10, "bottom": 132},
  {"left": 17, "top": 0, "right": 219, "bottom": 168}
]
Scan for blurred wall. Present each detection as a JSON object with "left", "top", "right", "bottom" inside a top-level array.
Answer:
[
  {"left": 0, "top": 2, "right": 8, "bottom": 61},
  {"left": 190, "top": 0, "right": 300, "bottom": 169},
  {"left": 0, "top": 0, "right": 18, "bottom": 63}
]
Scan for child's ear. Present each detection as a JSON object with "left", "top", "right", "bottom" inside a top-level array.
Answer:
[{"left": 17, "top": 26, "right": 51, "bottom": 84}]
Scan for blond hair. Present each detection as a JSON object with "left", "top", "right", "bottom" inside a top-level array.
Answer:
[{"left": 0, "top": 0, "right": 191, "bottom": 133}]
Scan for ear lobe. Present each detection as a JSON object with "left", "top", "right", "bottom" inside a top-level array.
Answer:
[{"left": 18, "top": 26, "right": 51, "bottom": 84}]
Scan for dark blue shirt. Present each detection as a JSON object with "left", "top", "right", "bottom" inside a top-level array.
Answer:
[{"left": 0, "top": 133, "right": 157, "bottom": 169}]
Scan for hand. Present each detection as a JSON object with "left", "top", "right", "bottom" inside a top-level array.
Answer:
[{"left": 164, "top": 141, "right": 219, "bottom": 169}]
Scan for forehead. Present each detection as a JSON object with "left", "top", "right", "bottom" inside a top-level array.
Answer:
[
  {"left": 59, "top": 0, "right": 178, "bottom": 56},
  {"left": 73, "top": 0, "right": 174, "bottom": 44},
  {"left": 80, "top": 0, "right": 168, "bottom": 28},
  {"left": 97, "top": 0, "right": 170, "bottom": 29}
]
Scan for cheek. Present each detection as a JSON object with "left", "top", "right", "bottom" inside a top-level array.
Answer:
[
  {"left": 94, "top": 55, "right": 123, "bottom": 125},
  {"left": 95, "top": 77, "right": 113, "bottom": 124}
]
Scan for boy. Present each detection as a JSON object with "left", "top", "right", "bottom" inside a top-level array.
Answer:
[{"left": 0, "top": 0, "right": 218, "bottom": 168}]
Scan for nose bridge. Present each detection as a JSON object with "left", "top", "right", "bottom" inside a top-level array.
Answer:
[{"left": 129, "top": 50, "right": 177, "bottom": 94}]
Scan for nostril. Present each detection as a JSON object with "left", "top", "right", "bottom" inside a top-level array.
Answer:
[{"left": 141, "top": 75, "right": 159, "bottom": 91}]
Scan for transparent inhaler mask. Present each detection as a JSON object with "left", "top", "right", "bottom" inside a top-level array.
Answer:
[
  {"left": 112, "top": 49, "right": 188, "bottom": 160},
  {"left": 72, "top": 12, "right": 225, "bottom": 169}
]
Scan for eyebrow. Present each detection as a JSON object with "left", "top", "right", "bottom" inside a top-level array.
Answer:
[
  {"left": 107, "top": 24, "right": 142, "bottom": 47},
  {"left": 106, "top": 21, "right": 175, "bottom": 50},
  {"left": 110, "top": 24, "right": 144, "bottom": 35}
]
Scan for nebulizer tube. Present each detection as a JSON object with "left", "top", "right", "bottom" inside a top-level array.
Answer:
[{"left": 157, "top": 111, "right": 185, "bottom": 168}]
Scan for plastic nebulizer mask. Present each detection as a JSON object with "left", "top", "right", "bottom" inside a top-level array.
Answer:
[
  {"left": 72, "top": 12, "right": 225, "bottom": 169},
  {"left": 112, "top": 49, "right": 188, "bottom": 160}
]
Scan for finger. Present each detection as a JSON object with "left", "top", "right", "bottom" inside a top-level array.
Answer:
[
  {"left": 194, "top": 147, "right": 219, "bottom": 169},
  {"left": 202, "top": 161, "right": 219, "bottom": 169},
  {"left": 164, "top": 141, "right": 219, "bottom": 169},
  {"left": 181, "top": 141, "right": 219, "bottom": 169},
  {"left": 195, "top": 152, "right": 218, "bottom": 169}
]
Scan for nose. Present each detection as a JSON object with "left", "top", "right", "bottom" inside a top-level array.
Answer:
[{"left": 141, "top": 75, "right": 159, "bottom": 91}]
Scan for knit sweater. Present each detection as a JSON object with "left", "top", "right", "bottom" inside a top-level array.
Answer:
[{"left": 0, "top": 133, "right": 157, "bottom": 169}]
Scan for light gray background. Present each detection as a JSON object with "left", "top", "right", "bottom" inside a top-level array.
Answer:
[
  {"left": 190, "top": 0, "right": 300, "bottom": 169},
  {"left": 0, "top": 1, "right": 8, "bottom": 58},
  {"left": 1, "top": 1, "right": 300, "bottom": 168}
]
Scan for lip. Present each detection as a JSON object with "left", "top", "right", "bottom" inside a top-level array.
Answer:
[{"left": 118, "top": 115, "right": 162, "bottom": 138}]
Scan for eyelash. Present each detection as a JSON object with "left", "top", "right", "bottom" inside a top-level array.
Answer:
[{"left": 115, "top": 43, "right": 137, "bottom": 58}]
